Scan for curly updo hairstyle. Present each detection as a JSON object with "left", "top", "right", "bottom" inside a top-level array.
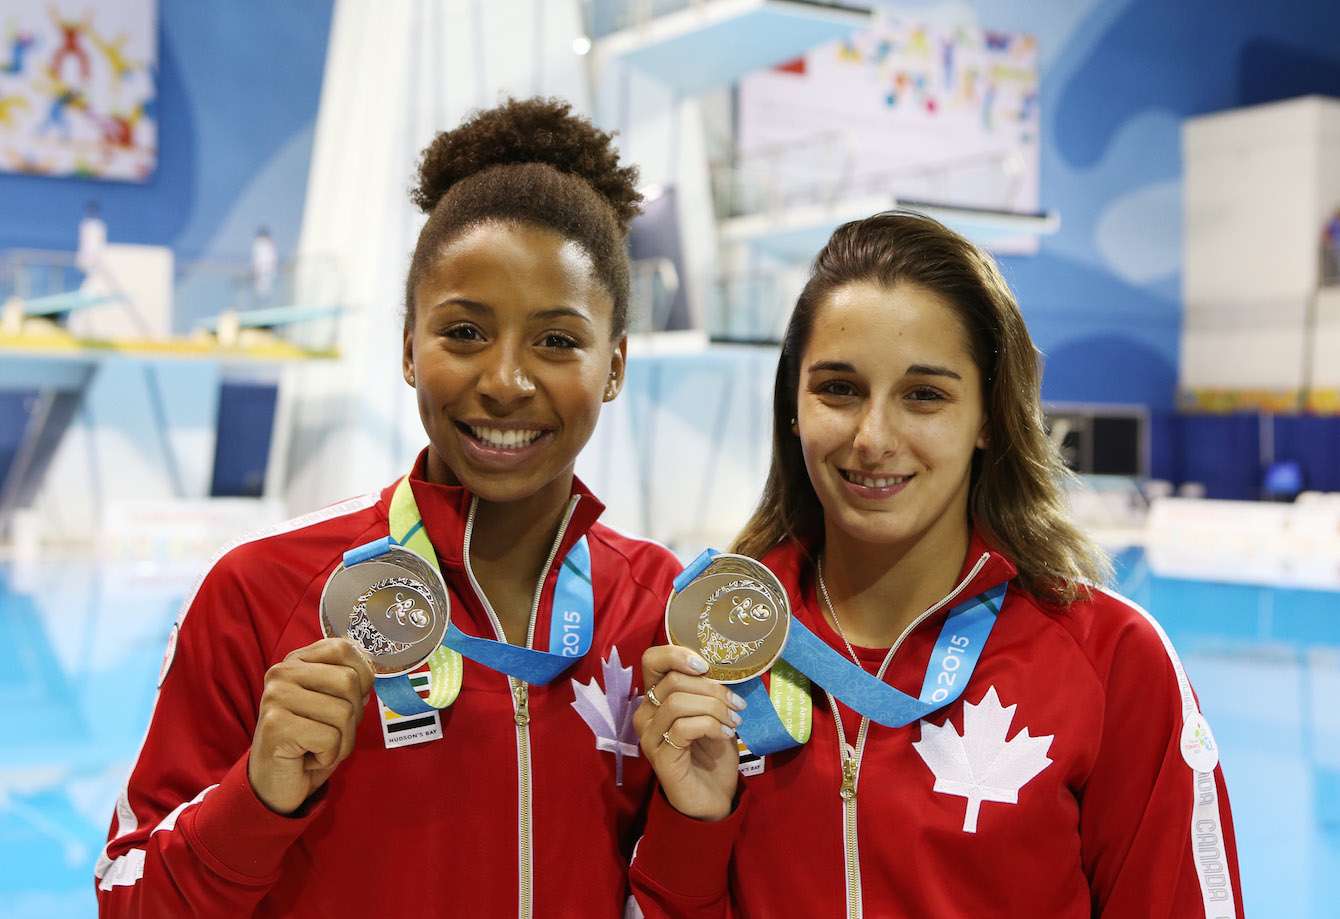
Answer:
[{"left": 405, "top": 97, "right": 643, "bottom": 338}]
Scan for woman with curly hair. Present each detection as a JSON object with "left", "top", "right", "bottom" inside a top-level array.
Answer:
[
  {"left": 97, "top": 98, "right": 689, "bottom": 918},
  {"left": 629, "top": 212, "right": 1244, "bottom": 918}
]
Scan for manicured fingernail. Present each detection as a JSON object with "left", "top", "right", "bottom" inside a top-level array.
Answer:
[
  {"left": 727, "top": 692, "right": 747, "bottom": 711},
  {"left": 730, "top": 712, "right": 743, "bottom": 726},
  {"left": 687, "top": 654, "right": 709, "bottom": 674},
  {"left": 720, "top": 725, "right": 736, "bottom": 738}
]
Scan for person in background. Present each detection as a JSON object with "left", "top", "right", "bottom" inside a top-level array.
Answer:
[
  {"left": 251, "top": 225, "right": 278, "bottom": 305},
  {"left": 630, "top": 211, "right": 1244, "bottom": 919},
  {"left": 1324, "top": 208, "right": 1340, "bottom": 284},
  {"left": 76, "top": 200, "right": 106, "bottom": 281}
]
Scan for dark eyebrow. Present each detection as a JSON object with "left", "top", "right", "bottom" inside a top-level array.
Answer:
[
  {"left": 806, "top": 359, "right": 964, "bottom": 381},
  {"left": 429, "top": 297, "right": 491, "bottom": 315},
  {"left": 424, "top": 299, "right": 591, "bottom": 326},
  {"left": 531, "top": 306, "right": 592, "bottom": 325},
  {"left": 807, "top": 360, "right": 856, "bottom": 374},
  {"left": 905, "top": 364, "right": 963, "bottom": 381}
]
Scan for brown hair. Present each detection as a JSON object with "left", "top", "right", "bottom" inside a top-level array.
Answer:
[
  {"left": 732, "top": 210, "right": 1111, "bottom": 605},
  {"left": 405, "top": 97, "right": 642, "bottom": 337}
]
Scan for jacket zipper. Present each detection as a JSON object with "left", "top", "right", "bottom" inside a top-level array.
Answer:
[
  {"left": 463, "top": 495, "right": 581, "bottom": 919},
  {"left": 826, "top": 552, "right": 991, "bottom": 919},
  {"left": 833, "top": 719, "right": 861, "bottom": 919}
]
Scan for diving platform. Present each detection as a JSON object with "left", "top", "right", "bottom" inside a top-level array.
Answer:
[
  {"left": 719, "top": 195, "right": 1060, "bottom": 260},
  {"left": 594, "top": 0, "right": 872, "bottom": 96}
]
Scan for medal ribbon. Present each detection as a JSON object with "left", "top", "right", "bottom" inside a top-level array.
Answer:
[
  {"left": 365, "top": 476, "right": 596, "bottom": 715},
  {"left": 674, "top": 549, "right": 1005, "bottom": 756}
]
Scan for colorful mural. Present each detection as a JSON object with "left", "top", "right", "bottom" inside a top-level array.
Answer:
[
  {"left": 739, "top": 15, "right": 1040, "bottom": 222},
  {"left": 0, "top": 1, "right": 157, "bottom": 181}
]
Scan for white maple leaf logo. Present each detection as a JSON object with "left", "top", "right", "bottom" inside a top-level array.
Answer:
[
  {"left": 570, "top": 647, "right": 641, "bottom": 786},
  {"left": 912, "top": 685, "right": 1054, "bottom": 833}
]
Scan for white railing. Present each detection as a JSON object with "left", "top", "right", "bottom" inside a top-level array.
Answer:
[
  {"left": 628, "top": 256, "right": 682, "bottom": 334},
  {"left": 711, "top": 129, "right": 857, "bottom": 217},
  {"left": 173, "top": 253, "right": 346, "bottom": 330},
  {"left": 0, "top": 249, "right": 83, "bottom": 302},
  {"left": 709, "top": 271, "right": 787, "bottom": 341},
  {"left": 712, "top": 132, "right": 1028, "bottom": 219},
  {"left": 1, "top": 247, "right": 346, "bottom": 341}
]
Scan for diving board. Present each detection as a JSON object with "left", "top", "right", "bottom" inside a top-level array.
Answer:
[
  {"left": 13, "top": 290, "right": 125, "bottom": 317},
  {"left": 196, "top": 304, "right": 343, "bottom": 332}
]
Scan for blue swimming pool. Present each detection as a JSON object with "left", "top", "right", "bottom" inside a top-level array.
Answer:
[{"left": 0, "top": 549, "right": 1334, "bottom": 917}]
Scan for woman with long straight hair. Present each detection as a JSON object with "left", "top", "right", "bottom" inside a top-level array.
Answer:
[
  {"left": 629, "top": 211, "right": 1243, "bottom": 918},
  {"left": 97, "top": 98, "right": 688, "bottom": 918}
]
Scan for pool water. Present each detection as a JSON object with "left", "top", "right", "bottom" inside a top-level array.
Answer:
[{"left": 0, "top": 549, "right": 1335, "bottom": 917}]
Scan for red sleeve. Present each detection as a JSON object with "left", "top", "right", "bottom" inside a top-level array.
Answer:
[
  {"left": 629, "top": 787, "right": 743, "bottom": 919},
  {"left": 1080, "top": 610, "right": 1244, "bottom": 919},
  {"left": 94, "top": 553, "right": 322, "bottom": 917}
]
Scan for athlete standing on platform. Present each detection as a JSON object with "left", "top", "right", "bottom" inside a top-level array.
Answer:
[
  {"left": 97, "top": 98, "right": 685, "bottom": 918},
  {"left": 630, "top": 212, "right": 1244, "bottom": 918}
]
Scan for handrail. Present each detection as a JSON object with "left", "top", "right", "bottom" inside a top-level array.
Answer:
[
  {"left": 629, "top": 256, "right": 682, "bottom": 333},
  {"left": 0, "top": 247, "right": 348, "bottom": 340},
  {"left": 711, "top": 132, "right": 1025, "bottom": 218}
]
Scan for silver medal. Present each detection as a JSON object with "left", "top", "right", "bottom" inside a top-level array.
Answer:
[{"left": 319, "top": 545, "right": 450, "bottom": 676}]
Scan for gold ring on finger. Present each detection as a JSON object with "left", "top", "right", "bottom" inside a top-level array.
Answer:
[
  {"left": 646, "top": 683, "right": 663, "bottom": 707},
  {"left": 661, "top": 730, "right": 686, "bottom": 750}
]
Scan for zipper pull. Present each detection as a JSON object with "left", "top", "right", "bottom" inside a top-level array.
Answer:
[
  {"left": 513, "top": 681, "right": 531, "bottom": 726},
  {"left": 840, "top": 743, "right": 858, "bottom": 801}
]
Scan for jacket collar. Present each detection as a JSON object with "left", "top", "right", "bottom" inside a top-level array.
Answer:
[
  {"left": 761, "top": 528, "right": 1018, "bottom": 640},
  {"left": 378, "top": 448, "right": 607, "bottom": 571}
]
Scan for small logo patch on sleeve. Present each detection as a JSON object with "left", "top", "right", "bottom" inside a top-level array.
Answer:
[{"left": 1180, "top": 711, "right": 1219, "bottom": 772}]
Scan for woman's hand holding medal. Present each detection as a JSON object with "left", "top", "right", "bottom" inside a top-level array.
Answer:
[
  {"left": 635, "top": 645, "right": 746, "bottom": 822},
  {"left": 637, "top": 552, "right": 792, "bottom": 821},
  {"left": 248, "top": 638, "right": 376, "bottom": 815}
]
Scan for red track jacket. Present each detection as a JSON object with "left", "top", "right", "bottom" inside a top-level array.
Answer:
[
  {"left": 631, "top": 535, "right": 1244, "bottom": 918},
  {"left": 96, "top": 457, "right": 680, "bottom": 917}
]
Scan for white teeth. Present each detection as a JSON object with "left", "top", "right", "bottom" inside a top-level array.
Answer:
[
  {"left": 844, "top": 471, "right": 909, "bottom": 489},
  {"left": 468, "top": 425, "right": 544, "bottom": 449}
]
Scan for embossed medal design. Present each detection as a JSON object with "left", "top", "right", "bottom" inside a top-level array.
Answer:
[
  {"left": 665, "top": 554, "right": 790, "bottom": 683},
  {"left": 319, "top": 545, "right": 450, "bottom": 676}
]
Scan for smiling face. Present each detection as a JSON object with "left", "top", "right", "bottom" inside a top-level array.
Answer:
[
  {"left": 403, "top": 221, "right": 625, "bottom": 503},
  {"left": 797, "top": 280, "right": 986, "bottom": 552}
]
